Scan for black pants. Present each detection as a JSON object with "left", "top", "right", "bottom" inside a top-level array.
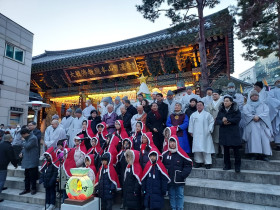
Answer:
[
  {"left": 101, "top": 198, "right": 113, "bottom": 210},
  {"left": 13, "top": 145, "right": 22, "bottom": 165},
  {"left": 24, "top": 167, "right": 38, "bottom": 190},
  {"left": 224, "top": 146, "right": 241, "bottom": 169},
  {"left": 46, "top": 185, "right": 56, "bottom": 205}
]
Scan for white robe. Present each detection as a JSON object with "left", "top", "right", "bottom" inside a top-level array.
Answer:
[
  {"left": 83, "top": 105, "right": 96, "bottom": 119},
  {"left": 180, "top": 93, "right": 201, "bottom": 112},
  {"left": 133, "top": 101, "right": 142, "bottom": 108},
  {"left": 188, "top": 110, "right": 215, "bottom": 154},
  {"left": 164, "top": 99, "right": 178, "bottom": 117},
  {"left": 60, "top": 116, "right": 74, "bottom": 133},
  {"left": 67, "top": 116, "right": 86, "bottom": 148},
  {"left": 267, "top": 87, "right": 280, "bottom": 143},
  {"left": 114, "top": 103, "right": 122, "bottom": 116},
  {"left": 45, "top": 126, "right": 66, "bottom": 149},
  {"left": 242, "top": 102, "right": 272, "bottom": 155},
  {"left": 247, "top": 88, "right": 268, "bottom": 103},
  {"left": 201, "top": 95, "right": 213, "bottom": 107},
  {"left": 99, "top": 102, "right": 108, "bottom": 118},
  {"left": 131, "top": 112, "right": 146, "bottom": 133}
]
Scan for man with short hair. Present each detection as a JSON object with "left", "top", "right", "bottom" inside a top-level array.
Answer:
[
  {"left": 28, "top": 121, "right": 42, "bottom": 156},
  {"left": 188, "top": 101, "right": 215, "bottom": 169},
  {"left": 164, "top": 90, "right": 178, "bottom": 117},
  {"left": 248, "top": 81, "right": 268, "bottom": 103},
  {"left": 134, "top": 93, "right": 144, "bottom": 108},
  {"left": 19, "top": 128, "right": 39, "bottom": 195},
  {"left": 225, "top": 82, "right": 244, "bottom": 112},
  {"left": 102, "top": 104, "right": 118, "bottom": 134},
  {"left": 201, "top": 87, "right": 213, "bottom": 107},
  {"left": 180, "top": 86, "right": 201, "bottom": 112},
  {"left": 60, "top": 108, "right": 74, "bottom": 133},
  {"left": 118, "top": 105, "right": 133, "bottom": 136},
  {"left": 114, "top": 96, "right": 122, "bottom": 116},
  {"left": 83, "top": 99, "right": 96, "bottom": 119},
  {"left": 151, "top": 92, "right": 158, "bottom": 103},
  {"left": 45, "top": 120, "right": 66, "bottom": 149},
  {"left": 124, "top": 100, "right": 138, "bottom": 116},
  {"left": 0, "top": 134, "right": 18, "bottom": 202},
  {"left": 156, "top": 93, "right": 168, "bottom": 123},
  {"left": 131, "top": 105, "right": 147, "bottom": 133}
]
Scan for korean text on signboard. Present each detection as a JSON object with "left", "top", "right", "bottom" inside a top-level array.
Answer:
[{"left": 64, "top": 59, "right": 139, "bottom": 83}]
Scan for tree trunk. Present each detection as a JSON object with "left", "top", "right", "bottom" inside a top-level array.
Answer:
[{"left": 197, "top": 0, "right": 209, "bottom": 97}]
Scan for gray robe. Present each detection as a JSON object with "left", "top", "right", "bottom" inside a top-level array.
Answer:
[
  {"left": 60, "top": 116, "right": 74, "bottom": 133},
  {"left": 242, "top": 102, "right": 272, "bottom": 155}
]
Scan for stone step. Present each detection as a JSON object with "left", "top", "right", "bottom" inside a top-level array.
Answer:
[
  {"left": 4, "top": 176, "right": 45, "bottom": 192},
  {"left": 190, "top": 168, "right": 280, "bottom": 185},
  {"left": 185, "top": 178, "right": 280, "bottom": 208},
  {"left": 183, "top": 196, "right": 280, "bottom": 210},
  {"left": 0, "top": 188, "right": 45, "bottom": 205},
  {"left": 230, "top": 149, "right": 280, "bottom": 160},
  {"left": 0, "top": 200, "right": 44, "bottom": 210},
  {"left": 212, "top": 158, "right": 280, "bottom": 172}
]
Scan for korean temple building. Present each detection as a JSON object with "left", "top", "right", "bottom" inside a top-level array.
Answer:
[{"left": 31, "top": 9, "right": 234, "bottom": 118}]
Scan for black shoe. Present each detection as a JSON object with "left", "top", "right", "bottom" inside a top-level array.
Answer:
[
  {"left": 31, "top": 190, "right": 37, "bottom": 195},
  {"left": 262, "top": 157, "right": 270, "bottom": 162},
  {"left": 205, "top": 164, "right": 211, "bottom": 169},
  {"left": 223, "top": 167, "right": 231, "bottom": 170},
  {"left": 194, "top": 163, "right": 202, "bottom": 168},
  {"left": 0, "top": 199, "right": 3, "bottom": 202},
  {"left": 250, "top": 156, "right": 257, "bottom": 160},
  {"left": 235, "top": 168, "right": 241, "bottom": 173},
  {"left": 275, "top": 146, "right": 280, "bottom": 151},
  {"left": 2, "top": 187, "right": 7, "bottom": 191},
  {"left": 19, "top": 189, "right": 30, "bottom": 195}
]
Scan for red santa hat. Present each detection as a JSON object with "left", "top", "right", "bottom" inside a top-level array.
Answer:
[
  {"left": 62, "top": 148, "right": 76, "bottom": 177},
  {"left": 41, "top": 146, "right": 60, "bottom": 171},
  {"left": 162, "top": 135, "right": 192, "bottom": 163},
  {"left": 142, "top": 149, "right": 170, "bottom": 183},
  {"left": 163, "top": 126, "right": 177, "bottom": 152},
  {"left": 95, "top": 152, "right": 121, "bottom": 191},
  {"left": 84, "top": 154, "right": 97, "bottom": 176},
  {"left": 124, "top": 149, "right": 143, "bottom": 185},
  {"left": 115, "top": 120, "right": 129, "bottom": 140},
  {"left": 96, "top": 122, "right": 108, "bottom": 140},
  {"left": 85, "top": 120, "right": 95, "bottom": 138}
]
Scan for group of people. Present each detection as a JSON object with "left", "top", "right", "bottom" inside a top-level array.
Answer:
[{"left": 0, "top": 78, "right": 279, "bottom": 210}]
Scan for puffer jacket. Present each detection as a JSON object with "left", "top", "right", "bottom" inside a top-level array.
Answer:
[
  {"left": 123, "top": 169, "right": 141, "bottom": 209},
  {"left": 95, "top": 167, "right": 116, "bottom": 199},
  {"left": 140, "top": 147, "right": 151, "bottom": 170}
]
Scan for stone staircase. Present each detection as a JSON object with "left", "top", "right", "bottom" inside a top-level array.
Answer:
[{"left": 1, "top": 151, "right": 280, "bottom": 210}]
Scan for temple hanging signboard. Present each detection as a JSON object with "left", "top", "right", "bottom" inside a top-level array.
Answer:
[{"left": 64, "top": 58, "right": 139, "bottom": 83}]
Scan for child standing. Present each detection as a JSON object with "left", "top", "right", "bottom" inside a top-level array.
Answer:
[
  {"left": 95, "top": 152, "right": 121, "bottom": 210},
  {"left": 131, "top": 121, "right": 146, "bottom": 151},
  {"left": 39, "top": 147, "right": 59, "bottom": 210}
]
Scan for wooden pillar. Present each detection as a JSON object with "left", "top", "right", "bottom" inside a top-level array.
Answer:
[{"left": 225, "top": 35, "right": 230, "bottom": 80}]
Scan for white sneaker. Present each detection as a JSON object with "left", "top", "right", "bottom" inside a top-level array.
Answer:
[{"left": 47, "top": 204, "right": 55, "bottom": 210}]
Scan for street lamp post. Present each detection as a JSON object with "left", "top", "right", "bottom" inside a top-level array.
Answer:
[{"left": 23, "top": 101, "right": 50, "bottom": 123}]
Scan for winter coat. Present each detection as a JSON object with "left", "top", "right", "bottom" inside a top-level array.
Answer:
[
  {"left": 157, "top": 101, "right": 169, "bottom": 123},
  {"left": 21, "top": 133, "right": 39, "bottom": 169},
  {"left": 185, "top": 106, "right": 197, "bottom": 118},
  {"left": 216, "top": 102, "right": 242, "bottom": 146},
  {"left": 88, "top": 116, "right": 102, "bottom": 134},
  {"left": 140, "top": 147, "right": 151, "bottom": 170},
  {"left": 95, "top": 167, "right": 116, "bottom": 199},
  {"left": 39, "top": 162, "right": 58, "bottom": 188},
  {"left": 32, "top": 128, "right": 42, "bottom": 143},
  {"left": 126, "top": 105, "right": 138, "bottom": 117},
  {"left": 117, "top": 112, "right": 133, "bottom": 136},
  {"left": 142, "top": 165, "right": 168, "bottom": 209},
  {"left": 0, "top": 141, "right": 17, "bottom": 170},
  {"left": 132, "top": 132, "right": 142, "bottom": 151},
  {"left": 123, "top": 169, "right": 141, "bottom": 209},
  {"left": 162, "top": 152, "right": 192, "bottom": 186},
  {"left": 116, "top": 151, "right": 127, "bottom": 187},
  {"left": 102, "top": 112, "right": 118, "bottom": 134}
]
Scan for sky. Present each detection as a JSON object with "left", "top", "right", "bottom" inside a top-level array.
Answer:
[{"left": 0, "top": 0, "right": 254, "bottom": 77}]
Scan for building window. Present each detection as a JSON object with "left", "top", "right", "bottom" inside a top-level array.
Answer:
[{"left": 5, "top": 43, "right": 25, "bottom": 63}]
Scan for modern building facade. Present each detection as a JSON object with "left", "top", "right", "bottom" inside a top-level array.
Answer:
[
  {"left": 239, "top": 66, "right": 256, "bottom": 84},
  {"left": 0, "top": 13, "right": 33, "bottom": 126}
]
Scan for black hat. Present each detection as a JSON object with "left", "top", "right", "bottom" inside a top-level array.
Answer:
[
  {"left": 213, "top": 89, "right": 222, "bottom": 95},
  {"left": 206, "top": 87, "right": 213, "bottom": 92},
  {"left": 254, "top": 81, "right": 263, "bottom": 89}
]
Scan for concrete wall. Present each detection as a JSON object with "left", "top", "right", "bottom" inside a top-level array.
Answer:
[{"left": 0, "top": 13, "right": 33, "bottom": 126}]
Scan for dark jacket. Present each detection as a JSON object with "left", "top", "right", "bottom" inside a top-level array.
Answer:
[
  {"left": 88, "top": 116, "right": 102, "bottom": 134},
  {"left": 162, "top": 152, "right": 192, "bottom": 186},
  {"left": 21, "top": 133, "right": 39, "bottom": 169},
  {"left": 143, "top": 105, "right": 151, "bottom": 115},
  {"left": 146, "top": 111, "right": 165, "bottom": 151},
  {"left": 0, "top": 141, "right": 17, "bottom": 170},
  {"left": 32, "top": 128, "right": 42, "bottom": 143},
  {"left": 140, "top": 147, "right": 151, "bottom": 170},
  {"left": 142, "top": 165, "right": 168, "bottom": 209},
  {"left": 116, "top": 151, "right": 127, "bottom": 187},
  {"left": 216, "top": 102, "right": 242, "bottom": 146},
  {"left": 185, "top": 105, "right": 197, "bottom": 118},
  {"left": 123, "top": 169, "right": 141, "bottom": 209},
  {"left": 126, "top": 105, "right": 137, "bottom": 117},
  {"left": 132, "top": 132, "right": 142, "bottom": 151},
  {"left": 39, "top": 162, "right": 58, "bottom": 188},
  {"left": 117, "top": 112, "right": 132, "bottom": 136},
  {"left": 95, "top": 168, "right": 116, "bottom": 199},
  {"left": 157, "top": 101, "right": 168, "bottom": 123}
]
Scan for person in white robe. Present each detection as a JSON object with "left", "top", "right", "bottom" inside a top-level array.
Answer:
[
  {"left": 98, "top": 97, "right": 111, "bottom": 118},
  {"left": 82, "top": 99, "right": 96, "bottom": 119},
  {"left": 188, "top": 101, "right": 215, "bottom": 169},
  {"left": 67, "top": 108, "right": 86, "bottom": 148},
  {"left": 206, "top": 89, "right": 224, "bottom": 156},
  {"left": 224, "top": 82, "right": 244, "bottom": 112},
  {"left": 201, "top": 88, "right": 213, "bottom": 107},
  {"left": 60, "top": 108, "right": 74, "bottom": 134},
  {"left": 164, "top": 90, "right": 178, "bottom": 117},
  {"left": 247, "top": 81, "right": 268, "bottom": 103},
  {"left": 180, "top": 86, "right": 201, "bottom": 112},
  {"left": 114, "top": 96, "right": 122, "bottom": 116},
  {"left": 131, "top": 105, "right": 147, "bottom": 133},
  {"left": 45, "top": 120, "right": 66, "bottom": 150},
  {"left": 243, "top": 90, "right": 272, "bottom": 160},
  {"left": 267, "top": 79, "right": 280, "bottom": 150}
]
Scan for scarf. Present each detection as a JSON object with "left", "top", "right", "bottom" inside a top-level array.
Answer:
[
  {"left": 141, "top": 143, "right": 147, "bottom": 154},
  {"left": 248, "top": 100, "right": 261, "bottom": 115},
  {"left": 152, "top": 110, "right": 161, "bottom": 120}
]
